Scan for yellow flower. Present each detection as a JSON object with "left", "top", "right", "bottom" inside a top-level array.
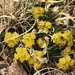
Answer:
[
  {"left": 4, "top": 32, "right": 12, "bottom": 42},
  {"left": 62, "top": 30, "right": 73, "bottom": 47},
  {"left": 8, "top": 41, "right": 15, "bottom": 48},
  {"left": 64, "top": 55, "right": 71, "bottom": 62},
  {"left": 59, "top": 8, "right": 62, "bottom": 12},
  {"left": 38, "top": 20, "right": 52, "bottom": 31},
  {"left": 30, "top": 32, "right": 36, "bottom": 39},
  {"left": 67, "top": 40, "right": 73, "bottom": 47},
  {"left": 52, "top": 30, "right": 73, "bottom": 46},
  {"left": 37, "top": 38, "right": 44, "bottom": 47},
  {"left": 12, "top": 32, "right": 19, "bottom": 44},
  {"left": 34, "top": 61, "right": 42, "bottom": 69},
  {"left": 52, "top": 32, "right": 66, "bottom": 45},
  {"left": 32, "top": 7, "right": 44, "bottom": 18},
  {"left": 59, "top": 58, "right": 66, "bottom": 64},
  {"left": 61, "top": 46, "right": 71, "bottom": 55},
  {"left": 33, "top": 50, "right": 44, "bottom": 57},
  {"left": 22, "top": 32, "right": 36, "bottom": 48},
  {"left": 57, "top": 62, "right": 69, "bottom": 70},
  {"left": 70, "top": 59, "right": 75, "bottom": 66},
  {"left": 14, "top": 47, "right": 30, "bottom": 63},
  {"left": 28, "top": 57, "right": 34, "bottom": 65},
  {"left": 25, "top": 53, "right": 30, "bottom": 61},
  {"left": 24, "top": 40, "right": 35, "bottom": 48},
  {"left": 63, "top": 64, "right": 69, "bottom": 70},
  {"left": 57, "top": 55, "right": 74, "bottom": 70},
  {"left": 62, "top": 30, "right": 72, "bottom": 42},
  {"left": 38, "top": 20, "right": 45, "bottom": 29},
  {"left": 4, "top": 32, "right": 19, "bottom": 48},
  {"left": 14, "top": 53, "right": 19, "bottom": 59},
  {"left": 45, "top": 21, "right": 52, "bottom": 29},
  {"left": 57, "top": 58, "right": 68, "bottom": 70}
]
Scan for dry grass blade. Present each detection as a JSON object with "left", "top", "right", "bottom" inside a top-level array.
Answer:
[
  {"left": 56, "top": 12, "right": 75, "bottom": 23},
  {"left": 34, "top": 67, "right": 65, "bottom": 75}
]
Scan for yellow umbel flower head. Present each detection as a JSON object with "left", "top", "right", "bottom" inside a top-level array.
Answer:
[
  {"left": 28, "top": 57, "right": 34, "bottom": 65},
  {"left": 33, "top": 50, "right": 44, "bottom": 57},
  {"left": 14, "top": 47, "right": 30, "bottom": 63},
  {"left": 22, "top": 32, "right": 36, "bottom": 48},
  {"left": 62, "top": 30, "right": 73, "bottom": 47},
  {"left": 37, "top": 38, "right": 44, "bottom": 47},
  {"left": 57, "top": 55, "right": 74, "bottom": 70},
  {"left": 32, "top": 6, "right": 44, "bottom": 19},
  {"left": 61, "top": 46, "right": 72, "bottom": 55},
  {"left": 33, "top": 61, "right": 42, "bottom": 69},
  {"left": 38, "top": 20, "right": 52, "bottom": 31},
  {"left": 70, "top": 59, "right": 75, "bottom": 66},
  {"left": 4, "top": 32, "right": 19, "bottom": 48},
  {"left": 62, "top": 30, "right": 72, "bottom": 42},
  {"left": 52, "top": 32, "right": 66, "bottom": 45}
]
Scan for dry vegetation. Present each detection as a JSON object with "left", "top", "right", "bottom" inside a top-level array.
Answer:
[{"left": 0, "top": 0, "right": 75, "bottom": 75}]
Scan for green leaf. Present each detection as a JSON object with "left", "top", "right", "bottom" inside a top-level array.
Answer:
[
  {"left": 47, "top": 44, "right": 64, "bottom": 56},
  {"left": 49, "top": 49, "right": 61, "bottom": 56},
  {"left": 54, "top": 24, "right": 67, "bottom": 32},
  {"left": 39, "top": 10, "right": 55, "bottom": 22}
]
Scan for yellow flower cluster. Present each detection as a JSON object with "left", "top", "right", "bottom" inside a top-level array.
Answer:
[
  {"left": 57, "top": 55, "right": 75, "bottom": 70},
  {"left": 4, "top": 32, "right": 19, "bottom": 48},
  {"left": 33, "top": 50, "right": 44, "bottom": 57},
  {"left": 62, "top": 30, "right": 73, "bottom": 47},
  {"left": 38, "top": 20, "right": 52, "bottom": 31},
  {"left": 28, "top": 50, "right": 46, "bottom": 69},
  {"left": 52, "top": 32, "right": 66, "bottom": 45},
  {"left": 29, "top": 57, "right": 43, "bottom": 69},
  {"left": 14, "top": 47, "right": 45, "bottom": 69},
  {"left": 32, "top": 6, "right": 44, "bottom": 18},
  {"left": 37, "top": 38, "right": 44, "bottom": 48},
  {"left": 29, "top": 57, "right": 42, "bottom": 69},
  {"left": 62, "top": 30, "right": 72, "bottom": 41},
  {"left": 32, "top": 50, "right": 45, "bottom": 69},
  {"left": 61, "top": 46, "right": 74, "bottom": 55},
  {"left": 33, "top": 61, "right": 42, "bottom": 69},
  {"left": 37, "top": 37, "right": 49, "bottom": 49},
  {"left": 22, "top": 32, "right": 36, "bottom": 48},
  {"left": 14, "top": 47, "right": 30, "bottom": 63},
  {"left": 52, "top": 30, "right": 72, "bottom": 46}
]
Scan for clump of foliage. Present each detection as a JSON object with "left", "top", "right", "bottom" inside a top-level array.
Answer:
[{"left": 0, "top": 0, "right": 75, "bottom": 75}]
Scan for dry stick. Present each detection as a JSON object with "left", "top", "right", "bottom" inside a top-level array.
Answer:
[
  {"left": 10, "top": 0, "right": 14, "bottom": 11},
  {"left": 0, "top": 45, "right": 10, "bottom": 66},
  {"left": 14, "top": 5, "right": 21, "bottom": 16},
  {"left": 56, "top": 16, "right": 75, "bottom": 23},
  {"left": 0, "top": 45, "right": 4, "bottom": 56},
  {"left": 11, "top": 1, "right": 30, "bottom": 25},
  {"left": 33, "top": 67, "right": 65, "bottom": 75},
  {"left": 0, "top": 15, "right": 15, "bottom": 19},
  {"left": 68, "top": 72, "right": 75, "bottom": 75},
  {"left": 24, "top": 0, "right": 28, "bottom": 10},
  {"left": 51, "top": 0, "right": 74, "bottom": 21},
  {"left": 0, "top": 25, "right": 6, "bottom": 34},
  {"left": 62, "top": 0, "right": 75, "bottom": 12},
  {"left": 14, "top": 0, "right": 28, "bottom": 16},
  {"left": 47, "top": 0, "right": 64, "bottom": 3},
  {"left": 55, "top": 11, "right": 75, "bottom": 23},
  {"left": 2, "top": 56, "right": 10, "bottom": 66},
  {"left": 2, "top": 0, "right": 6, "bottom": 27},
  {"left": 13, "top": 14, "right": 34, "bottom": 28},
  {"left": 41, "top": 69, "right": 64, "bottom": 75}
]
